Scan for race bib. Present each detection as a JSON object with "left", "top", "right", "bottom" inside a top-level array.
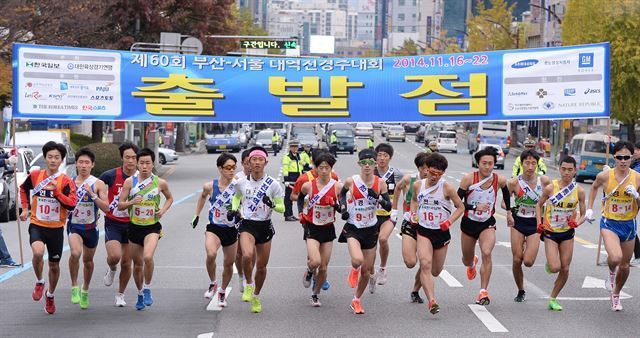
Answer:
[
  {"left": 606, "top": 198, "right": 633, "bottom": 218},
  {"left": 72, "top": 201, "right": 96, "bottom": 224},
  {"left": 550, "top": 208, "right": 573, "bottom": 229},
  {"left": 353, "top": 203, "right": 376, "bottom": 228},
  {"left": 35, "top": 197, "right": 61, "bottom": 222},
  {"left": 468, "top": 202, "right": 492, "bottom": 222},
  {"left": 211, "top": 206, "right": 235, "bottom": 227},
  {"left": 312, "top": 205, "right": 334, "bottom": 225},
  {"left": 418, "top": 204, "right": 444, "bottom": 229},
  {"left": 516, "top": 204, "right": 537, "bottom": 218},
  {"left": 131, "top": 200, "right": 156, "bottom": 225}
]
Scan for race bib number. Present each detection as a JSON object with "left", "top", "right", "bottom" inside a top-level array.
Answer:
[
  {"left": 354, "top": 204, "right": 376, "bottom": 227},
  {"left": 418, "top": 204, "right": 444, "bottom": 229},
  {"left": 211, "top": 206, "right": 235, "bottom": 226},
  {"left": 517, "top": 204, "right": 537, "bottom": 218},
  {"left": 131, "top": 200, "right": 156, "bottom": 225},
  {"left": 312, "top": 205, "right": 334, "bottom": 225},
  {"left": 607, "top": 199, "right": 633, "bottom": 218},
  {"left": 550, "top": 208, "right": 573, "bottom": 229},
  {"left": 72, "top": 201, "right": 96, "bottom": 224},
  {"left": 35, "top": 197, "right": 61, "bottom": 222},
  {"left": 468, "top": 202, "right": 491, "bottom": 222}
]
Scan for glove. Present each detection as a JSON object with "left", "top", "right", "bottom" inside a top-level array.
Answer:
[
  {"left": 341, "top": 210, "right": 350, "bottom": 221},
  {"left": 625, "top": 185, "right": 639, "bottom": 199},
  {"left": 585, "top": 209, "right": 594, "bottom": 222},
  {"left": 439, "top": 219, "right": 451, "bottom": 231},
  {"left": 226, "top": 210, "right": 238, "bottom": 222},
  {"left": 536, "top": 223, "right": 546, "bottom": 234},
  {"left": 262, "top": 195, "right": 275, "bottom": 208},
  {"left": 390, "top": 209, "right": 398, "bottom": 222},
  {"left": 602, "top": 165, "right": 611, "bottom": 172},
  {"left": 7, "top": 155, "right": 17, "bottom": 165},
  {"left": 190, "top": 215, "right": 199, "bottom": 229},
  {"left": 567, "top": 219, "right": 578, "bottom": 229},
  {"left": 403, "top": 211, "right": 411, "bottom": 221},
  {"left": 367, "top": 188, "right": 379, "bottom": 200}
]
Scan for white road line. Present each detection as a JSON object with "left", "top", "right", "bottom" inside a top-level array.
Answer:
[
  {"left": 207, "top": 287, "right": 233, "bottom": 311},
  {"left": 197, "top": 333, "right": 214, "bottom": 338},
  {"left": 156, "top": 264, "right": 544, "bottom": 269},
  {"left": 439, "top": 270, "right": 463, "bottom": 288},
  {"left": 468, "top": 304, "right": 508, "bottom": 333}
]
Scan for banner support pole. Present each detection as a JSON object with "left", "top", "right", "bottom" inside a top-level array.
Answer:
[{"left": 596, "top": 118, "right": 612, "bottom": 266}]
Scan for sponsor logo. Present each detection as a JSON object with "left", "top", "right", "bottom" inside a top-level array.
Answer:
[
  {"left": 26, "top": 62, "right": 35, "bottom": 67},
  {"left": 507, "top": 103, "right": 514, "bottom": 111},
  {"left": 579, "top": 53, "right": 594, "bottom": 68},
  {"left": 67, "top": 63, "right": 75, "bottom": 70},
  {"left": 543, "top": 101, "right": 555, "bottom": 110},
  {"left": 511, "top": 59, "right": 538, "bottom": 69},
  {"left": 564, "top": 88, "right": 576, "bottom": 96},
  {"left": 82, "top": 105, "right": 106, "bottom": 111},
  {"left": 90, "top": 95, "right": 114, "bottom": 101},
  {"left": 48, "top": 93, "right": 67, "bottom": 100},
  {"left": 60, "top": 82, "right": 68, "bottom": 90},
  {"left": 25, "top": 92, "right": 45, "bottom": 100},
  {"left": 67, "top": 94, "right": 88, "bottom": 99},
  {"left": 559, "top": 102, "right": 577, "bottom": 108},
  {"left": 508, "top": 91, "right": 527, "bottom": 97},
  {"left": 96, "top": 85, "right": 110, "bottom": 92},
  {"left": 584, "top": 88, "right": 601, "bottom": 94},
  {"left": 25, "top": 82, "right": 53, "bottom": 89},
  {"left": 536, "top": 88, "right": 548, "bottom": 98}
]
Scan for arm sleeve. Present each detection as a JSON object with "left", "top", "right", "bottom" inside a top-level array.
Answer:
[
  {"left": 501, "top": 185, "right": 511, "bottom": 211},
  {"left": 272, "top": 197, "right": 285, "bottom": 213},
  {"left": 231, "top": 193, "right": 242, "bottom": 211},
  {"left": 379, "top": 192, "right": 392, "bottom": 212},
  {"left": 457, "top": 188, "right": 475, "bottom": 211},
  {"left": 54, "top": 177, "right": 77, "bottom": 210},
  {"left": 339, "top": 186, "right": 349, "bottom": 207}
]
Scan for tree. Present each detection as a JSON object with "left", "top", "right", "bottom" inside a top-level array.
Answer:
[
  {"left": 389, "top": 39, "right": 420, "bottom": 56},
  {"left": 467, "top": 0, "right": 517, "bottom": 52},
  {"left": 563, "top": 0, "right": 640, "bottom": 142}
]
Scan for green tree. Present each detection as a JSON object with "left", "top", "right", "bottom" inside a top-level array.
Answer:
[
  {"left": 389, "top": 39, "right": 420, "bottom": 56},
  {"left": 563, "top": 0, "right": 640, "bottom": 142},
  {"left": 467, "top": 0, "right": 516, "bottom": 52}
]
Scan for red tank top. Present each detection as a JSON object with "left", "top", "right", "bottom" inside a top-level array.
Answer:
[
  {"left": 106, "top": 167, "right": 130, "bottom": 222},
  {"left": 302, "top": 179, "right": 338, "bottom": 225}
]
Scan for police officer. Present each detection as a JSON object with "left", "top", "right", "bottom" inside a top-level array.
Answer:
[
  {"left": 425, "top": 141, "right": 438, "bottom": 154},
  {"left": 300, "top": 143, "right": 313, "bottom": 172},
  {"left": 282, "top": 140, "right": 304, "bottom": 221},
  {"left": 272, "top": 131, "right": 281, "bottom": 156},
  {"left": 330, "top": 131, "right": 338, "bottom": 158},
  {"left": 512, "top": 139, "right": 547, "bottom": 177},
  {"left": 367, "top": 136, "right": 374, "bottom": 150}
]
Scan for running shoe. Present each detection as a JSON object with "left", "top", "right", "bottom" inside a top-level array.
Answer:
[
  {"left": 347, "top": 267, "right": 359, "bottom": 288},
  {"left": 368, "top": 274, "right": 378, "bottom": 294},
  {"left": 71, "top": 286, "right": 80, "bottom": 304},
  {"left": 251, "top": 296, "right": 262, "bottom": 313},
  {"left": 242, "top": 285, "right": 255, "bottom": 302},
  {"left": 136, "top": 295, "right": 145, "bottom": 310},
  {"left": 475, "top": 289, "right": 491, "bottom": 306},
  {"left": 310, "top": 294, "right": 321, "bottom": 307},
  {"left": 411, "top": 291, "right": 424, "bottom": 304},
  {"left": 545, "top": 262, "right": 552, "bottom": 274},
  {"left": 204, "top": 282, "right": 217, "bottom": 299},
  {"left": 610, "top": 294, "right": 622, "bottom": 312},
  {"left": 428, "top": 299, "right": 440, "bottom": 315},
  {"left": 514, "top": 290, "right": 526, "bottom": 303},
  {"left": 115, "top": 293, "right": 126, "bottom": 307},
  {"left": 548, "top": 298, "right": 562, "bottom": 311},
  {"left": 32, "top": 282, "right": 45, "bottom": 301},
  {"left": 104, "top": 268, "right": 116, "bottom": 286},
  {"left": 350, "top": 298, "right": 364, "bottom": 314},
  {"left": 44, "top": 293, "right": 55, "bottom": 314},
  {"left": 80, "top": 290, "right": 89, "bottom": 309},
  {"left": 303, "top": 269, "right": 314, "bottom": 288},
  {"left": 322, "top": 280, "right": 331, "bottom": 291},
  {"left": 605, "top": 271, "right": 616, "bottom": 292},
  {"left": 218, "top": 291, "right": 227, "bottom": 307},
  {"left": 142, "top": 289, "right": 153, "bottom": 306},
  {"left": 467, "top": 255, "right": 478, "bottom": 280},
  {"left": 376, "top": 268, "right": 388, "bottom": 285}
]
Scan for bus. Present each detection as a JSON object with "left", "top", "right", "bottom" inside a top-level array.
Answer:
[{"left": 467, "top": 121, "right": 511, "bottom": 154}]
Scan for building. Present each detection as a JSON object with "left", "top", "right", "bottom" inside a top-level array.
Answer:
[
  {"left": 387, "top": 0, "right": 420, "bottom": 51},
  {"left": 418, "top": 0, "right": 444, "bottom": 50},
  {"left": 442, "top": 0, "right": 471, "bottom": 38}
]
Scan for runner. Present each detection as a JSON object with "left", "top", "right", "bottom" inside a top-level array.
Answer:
[
  {"left": 371, "top": 143, "right": 403, "bottom": 291},
  {"left": 19, "top": 141, "right": 77, "bottom": 314},
  {"left": 191, "top": 153, "right": 240, "bottom": 307},
  {"left": 409, "top": 152, "right": 464, "bottom": 314},
  {"left": 457, "top": 146, "right": 510, "bottom": 305},
  {"left": 392, "top": 152, "right": 430, "bottom": 303},
  {"left": 235, "top": 149, "right": 252, "bottom": 293},
  {"left": 298, "top": 152, "right": 341, "bottom": 306},
  {"left": 337, "top": 149, "right": 392, "bottom": 314},
  {"left": 230, "top": 146, "right": 285, "bottom": 313},
  {"left": 506, "top": 149, "right": 550, "bottom": 302},
  {"left": 117, "top": 148, "right": 174, "bottom": 311},
  {"left": 67, "top": 148, "right": 110, "bottom": 309},
  {"left": 99, "top": 142, "right": 139, "bottom": 307},
  {"left": 586, "top": 141, "right": 640, "bottom": 311},
  {"left": 536, "top": 156, "right": 586, "bottom": 311}
]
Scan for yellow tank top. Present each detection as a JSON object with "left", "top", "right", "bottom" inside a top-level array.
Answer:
[
  {"left": 602, "top": 170, "right": 638, "bottom": 221},
  {"left": 544, "top": 180, "right": 578, "bottom": 233}
]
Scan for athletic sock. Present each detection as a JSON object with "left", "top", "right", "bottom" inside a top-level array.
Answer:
[
  {"left": 143, "top": 283, "right": 151, "bottom": 290},
  {"left": 46, "top": 290, "right": 54, "bottom": 298},
  {"left": 37, "top": 278, "right": 45, "bottom": 284}
]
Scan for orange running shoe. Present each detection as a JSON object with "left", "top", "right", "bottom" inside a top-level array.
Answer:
[
  {"left": 475, "top": 289, "right": 491, "bottom": 306},
  {"left": 466, "top": 255, "right": 478, "bottom": 281},
  {"left": 350, "top": 298, "right": 364, "bottom": 314},
  {"left": 428, "top": 299, "right": 440, "bottom": 315},
  {"left": 348, "top": 267, "right": 360, "bottom": 288}
]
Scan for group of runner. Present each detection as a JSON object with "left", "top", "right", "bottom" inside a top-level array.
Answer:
[{"left": 20, "top": 138, "right": 638, "bottom": 316}]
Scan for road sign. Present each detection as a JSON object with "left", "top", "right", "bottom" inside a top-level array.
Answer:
[{"left": 240, "top": 40, "right": 297, "bottom": 49}]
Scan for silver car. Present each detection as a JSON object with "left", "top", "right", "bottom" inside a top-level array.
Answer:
[
  {"left": 385, "top": 125, "right": 406, "bottom": 142},
  {"left": 472, "top": 144, "right": 505, "bottom": 170}
]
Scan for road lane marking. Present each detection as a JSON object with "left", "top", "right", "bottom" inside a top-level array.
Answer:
[
  {"left": 468, "top": 304, "right": 508, "bottom": 333},
  {"left": 207, "top": 287, "right": 233, "bottom": 311},
  {"left": 574, "top": 236, "right": 594, "bottom": 246},
  {"left": 439, "top": 269, "right": 463, "bottom": 288},
  {"left": 197, "top": 333, "right": 214, "bottom": 338}
]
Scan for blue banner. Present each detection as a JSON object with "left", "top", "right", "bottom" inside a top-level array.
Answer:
[{"left": 12, "top": 43, "right": 609, "bottom": 122}]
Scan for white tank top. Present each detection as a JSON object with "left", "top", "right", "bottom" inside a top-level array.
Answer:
[
  {"left": 347, "top": 175, "right": 378, "bottom": 229},
  {"left": 466, "top": 174, "right": 497, "bottom": 222},
  {"left": 417, "top": 180, "right": 452, "bottom": 229}
]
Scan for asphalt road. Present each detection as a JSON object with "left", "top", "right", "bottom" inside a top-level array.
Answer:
[{"left": 1, "top": 130, "right": 639, "bottom": 337}]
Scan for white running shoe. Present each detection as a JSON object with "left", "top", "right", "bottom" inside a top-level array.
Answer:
[
  {"left": 368, "top": 273, "right": 377, "bottom": 294},
  {"left": 104, "top": 268, "right": 116, "bottom": 287},
  {"left": 611, "top": 294, "right": 622, "bottom": 311},
  {"left": 605, "top": 271, "right": 615, "bottom": 292},
  {"left": 376, "top": 268, "right": 388, "bottom": 285},
  {"left": 115, "top": 293, "right": 126, "bottom": 307},
  {"left": 204, "top": 282, "right": 217, "bottom": 300}
]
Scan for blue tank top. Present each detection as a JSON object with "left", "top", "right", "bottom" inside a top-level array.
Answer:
[{"left": 68, "top": 179, "right": 99, "bottom": 230}]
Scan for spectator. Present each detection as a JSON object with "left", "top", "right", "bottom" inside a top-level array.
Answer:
[{"left": 0, "top": 149, "right": 19, "bottom": 267}]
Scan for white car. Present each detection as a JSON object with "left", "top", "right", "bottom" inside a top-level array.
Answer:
[
  {"left": 436, "top": 131, "right": 458, "bottom": 153},
  {"left": 355, "top": 123, "right": 374, "bottom": 138},
  {"left": 158, "top": 147, "right": 178, "bottom": 164},
  {"left": 386, "top": 125, "right": 406, "bottom": 142},
  {"left": 472, "top": 144, "right": 505, "bottom": 170}
]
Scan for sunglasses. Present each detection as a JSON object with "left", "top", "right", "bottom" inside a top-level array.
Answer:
[
  {"left": 221, "top": 165, "right": 237, "bottom": 171},
  {"left": 615, "top": 155, "right": 631, "bottom": 161},
  {"left": 428, "top": 169, "right": 444, "bottom": 177},
  {"left": 358, "top": 159, "right": 376, "bottom": 166}
]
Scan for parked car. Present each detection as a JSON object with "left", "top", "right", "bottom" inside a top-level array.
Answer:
[
  {"left": 11, "top": 130, "right": 75, "bottom": 176},
  {"left": 251, "top": 130, "right": 281, "bottom": 151},
  {"left": 158, "top": 147, "right": 179, "bottom": 164},
  {"left": 205, "top": 133, "right": 242, "bottom": 153},
  {"left": 436, "top": 131, "right": 458, "bottom": 153},
  {"left": 415, "top": 125, "right": 427, "bottom": 143},
  {"left": 355, "top": 122, "right": 374, "bottom": 138},
  {"left": 386, "top": 125, "right": 406, "bottom": 142},
  {"left": 472, "top": 144, "right": 505, "bottom": 170},
  {"left": 403, "top": 123, "right": 421, "bottom": 133}
]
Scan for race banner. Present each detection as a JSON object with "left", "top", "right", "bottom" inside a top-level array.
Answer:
[{"left": 12, "top": 42, "right": 609, "bottom": 122}]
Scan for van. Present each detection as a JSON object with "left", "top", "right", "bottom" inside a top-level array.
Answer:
[
  {"left": 10, "top": 131, "right": 76, "bottom": 176},
  {"left": 570, "top": 133, "right": 619, "bottom": 182},
  {"left": 468, "top": 121, "right": 511, "bottom": 154}
]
